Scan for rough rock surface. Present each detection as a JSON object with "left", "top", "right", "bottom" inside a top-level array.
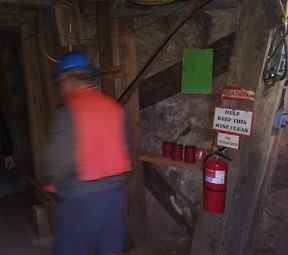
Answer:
[{"left": 141, "top": 73, "right": 227, "bottom": 239}]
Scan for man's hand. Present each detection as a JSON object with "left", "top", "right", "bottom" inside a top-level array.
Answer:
[
  {"left": 5, "top": 156, "right": 15, "bottom": 171},
  {"left": 42, "top": 184, "right": 57, "bottom": 193}
]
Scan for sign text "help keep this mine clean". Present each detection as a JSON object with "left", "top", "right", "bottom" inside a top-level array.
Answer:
[{"left": 213, "top": 107, "right": 253, "bottom": 136}]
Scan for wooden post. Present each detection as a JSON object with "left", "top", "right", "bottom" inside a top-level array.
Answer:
[
  {"left": 118, "top": 19, "right": 147, "bottom": 246},
  {"left": 21, "top": 20, "right": 47, "bottom": 180},
  {"left": 94, "top": 2, "right": 146, "bottom": 246},
  {"left": 95, "top": 1, "right": 118, "bottom": 98},
  {"left": 190, "top": 1, "right": 283, "bottom": 255},
  {"left": 38, "top": 8, "right": 63, "bottom": 117},
  {"left": 21, "top": 10, "right": 62, "bottom": 181}
]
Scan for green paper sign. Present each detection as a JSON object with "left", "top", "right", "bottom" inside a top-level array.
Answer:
[{"left": 181, "top": 49, "right": 213, "bottom": 94}]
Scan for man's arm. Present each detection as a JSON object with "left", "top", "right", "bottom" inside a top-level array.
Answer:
[{"left": 41, "top": 107, "right": 76, "bottom": 185}]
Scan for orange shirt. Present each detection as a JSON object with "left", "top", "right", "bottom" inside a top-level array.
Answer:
[{"left": 67, "top": 88, "right": 131, "bottom": 181}]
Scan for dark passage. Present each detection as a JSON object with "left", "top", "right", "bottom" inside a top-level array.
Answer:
[
  {"left": 0, "top": 30, "right": 49, "bottom": 254},
  {"left": 0, "top": 193, "right": 51, "bottom": 255}
]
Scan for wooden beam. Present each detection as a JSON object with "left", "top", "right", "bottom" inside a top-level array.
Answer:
[
  {"left": 263, "top": 0, "right": 283, "bottom": 25},
  {"left": 139, "top": 32, "right": 235, "bottom": 109},
  {"left": 0, "top": 0, "right": 51, "bottom": 7},
  {"left": 38, "top": 8, "right": 63, "bottom": 119},
  {"left": 21, "top": 22, "right": 48, "bottom": 180},
  {"left": 21, "top": 9, "right": 62, "bottom": 181},
  {"left": 143, "top": 162, "right": 196, "bottom": 236},
  {"left": 140, "top": 153, "right": 202, "bottom": 170},
  {"left": 95, "top": 1, "right": 117, "bottom": 98},
  {"left": 118, "top": 18, "right": 147, "bottom": 246}
]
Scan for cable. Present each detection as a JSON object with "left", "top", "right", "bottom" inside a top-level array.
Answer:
[
  {"left": 278, "top": 0, "right": 285, "bottom": 16},
  {"left": 263, "top": 25, "right": 288, "bottom": 87},
  {"left": 117, "top": 0, "right": 214, "bottom": 105},
  {"left": 285, "top": 0, "right": 288, "bottom": 21}
]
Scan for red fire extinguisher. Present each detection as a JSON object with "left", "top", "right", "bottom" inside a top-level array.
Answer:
[{"left": 203, "top": 148, "right": 230, "bottom": 214}]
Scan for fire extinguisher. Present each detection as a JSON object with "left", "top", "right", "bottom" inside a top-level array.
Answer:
[{"left": 203, "top": 147, "right": 231, "bottom": 214}]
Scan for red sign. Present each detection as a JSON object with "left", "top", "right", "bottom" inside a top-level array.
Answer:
[{"left": 221, "top": 86, "right": 255, "bottom": 102}]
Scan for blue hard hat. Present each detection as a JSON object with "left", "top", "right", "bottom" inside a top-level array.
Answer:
[{"left": 56, "top": 52, "right": 95, "bottom": 78}]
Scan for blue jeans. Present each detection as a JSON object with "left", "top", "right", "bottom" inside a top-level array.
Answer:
[{"left": 54, "top": 187, "right": 127, "bottom": 255}]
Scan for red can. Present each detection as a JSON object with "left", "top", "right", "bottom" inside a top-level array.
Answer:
[
  {"left": 172, "top": 144, "right": 183, "bottom": 161},
  {"left": 162, "top": 142, "right": 175, "bottom": 159},
  {"left": 184, "top": 145, "right": 196, "bottom": 163}
]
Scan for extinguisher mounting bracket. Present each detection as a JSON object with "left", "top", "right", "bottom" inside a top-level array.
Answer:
[{"left": 205, "top": 147, "right": 232, "bottom": 162}]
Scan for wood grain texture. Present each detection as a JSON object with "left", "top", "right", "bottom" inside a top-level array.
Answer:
[
  {"left": 95, "top": 1, "right": 117, "bottom": 98},
  {"left": 119, "top": 18, "right": 147, "bottom": 246},
  {"left": 21, "top": 21, "right": 48, "bottom": 181}
]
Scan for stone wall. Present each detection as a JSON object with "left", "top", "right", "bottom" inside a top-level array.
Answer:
[{"left": 137, "top": 9, "right": 237, "bottom": 238}]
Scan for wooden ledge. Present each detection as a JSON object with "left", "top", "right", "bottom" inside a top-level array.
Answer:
[{"left": 139, "top": 153, "right": 202, "bottom": 170}]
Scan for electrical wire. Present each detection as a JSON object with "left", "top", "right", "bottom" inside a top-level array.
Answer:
[
  {"left": 263, "top": 0, "right": 288, "bottom": 87},
  {"left": 279, "top": 0, "right": 285, "bottom": 16},
  {"left": 263, "top": 25, "right": 288, "bottom": 87},
  {"left": 285, "top": 0, "right": 288, "bottom": 21}
]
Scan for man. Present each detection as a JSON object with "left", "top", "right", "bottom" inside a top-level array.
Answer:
[{"left": 43, "top": 52, "right": 131, "bottom": 255}]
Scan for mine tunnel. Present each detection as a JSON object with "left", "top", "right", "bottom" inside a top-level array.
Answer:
[{"left": 0, "top": 1, "right": 287, "bottom": 255}]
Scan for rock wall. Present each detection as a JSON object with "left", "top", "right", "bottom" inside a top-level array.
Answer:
[
  {"left": 142, "top": 74, "right": 227, "bottom": 239},
  {"left": 137, "top": 9, "right": 237, "bottom": 238}
]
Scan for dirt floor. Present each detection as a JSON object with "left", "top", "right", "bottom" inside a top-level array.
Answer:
[{"left": 255, "top": 130, "right": 288, "bottom": 255}]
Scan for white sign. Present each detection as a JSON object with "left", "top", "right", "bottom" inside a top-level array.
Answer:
[
  {"left": 217, "top": 132, "right": 240, "bottom": 150},
  {"left": 213, "top": 107, "right": 253, "bottom": 136},
  {"left": 205, "top": 169, "right": 226, "bottom": 184}
]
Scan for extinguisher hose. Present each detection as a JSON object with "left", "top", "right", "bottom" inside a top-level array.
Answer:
[{"left": 204, "top": 147, "right": 232, "bottom": 162}]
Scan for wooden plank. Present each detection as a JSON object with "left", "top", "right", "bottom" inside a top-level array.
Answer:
[
  {"left": 93, "top": 4, "right": 145, "bottom": 246},
  {"left": 21, "top": 21, "right": 48, "bottom": 180},
  {"left": 55, "top": 1, "right": 81, "bottom": 49},
  {"left": 139, "top": 32, "right": 235, "bottom": 109},
  {"left": 119, "top": 18, "right": 147, "bottom": 246},
  {"left": 38, "top": 9, "right": 63, "bottom": 131},
  {"left": 0, "top": 0, "right": 51, "bottom": 7},
  {"left": 21, "top": 10, "right": 61, "bottom": 181},
  {"left": 140, "top": 153, "right": 202, "bottom": 170},
  {"left": 263, "top": 0, "right": 283, "bottom": 25},
  {"left": 143, "top": 162, "right": 196, "bottom": 236},
  {"left": 95, "top": 1, "right": 117, "bottom": 98},
  {"left": 190, "top": 1, "right": 283, "bottom": 255}
]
